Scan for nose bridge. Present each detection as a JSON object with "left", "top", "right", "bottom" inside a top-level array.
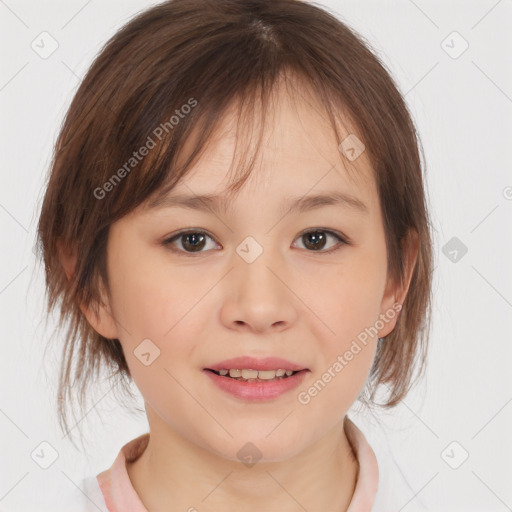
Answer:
[
  {"left": 221, "top": 238, "right": 296, "bottom": 332},
  {"left": 234, "top": 237, "right": 284, "bottom": 300}
]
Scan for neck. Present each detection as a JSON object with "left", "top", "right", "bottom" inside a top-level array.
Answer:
[{"left": 127, "top": 410, "right": 359, "bottom": 512}]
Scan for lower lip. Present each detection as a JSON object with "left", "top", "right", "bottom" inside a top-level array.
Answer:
[{"left": 203, "top": 369, "right": 309, "bottom": 401}]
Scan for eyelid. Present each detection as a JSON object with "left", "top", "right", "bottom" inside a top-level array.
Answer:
[
  {"left": 293, "top": 228, "right": 349, "bottom": 254},
  {"left": 296, "top": 227, "right": 350, "bottom": 245},
  {"left": 163, "top": 227, "right": 217, "bottom": 242},
  {"left": 161, "top": 228, "right": 221, "bottom": 253}
]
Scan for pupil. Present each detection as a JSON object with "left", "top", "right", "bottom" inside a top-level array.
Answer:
[
  {"left": 303, "top": 231, "right": 326, "bottom": 251},
  {"left": 183, "top": 233, "right": 205, "bottom": 252}
]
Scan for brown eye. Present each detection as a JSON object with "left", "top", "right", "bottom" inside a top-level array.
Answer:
[
  {"left": 163, "top": 230, "right": 218, "bottom": 254},
  {"left": 180, "top": 232, "right": 206, "bottom": 252},
  {"left": 294, "top": 229, "right": 347, "bottom": 253},
  {"left": 162, "top": 228, "right": 348, "bottom": 256}
]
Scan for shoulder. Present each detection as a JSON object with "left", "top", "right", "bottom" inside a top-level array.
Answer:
[
  {"left": 356, "top": 417, "right": 431, "bottom": 512},
  {"left": 60, "top": 475, "right": 109, "bottom": 512}
]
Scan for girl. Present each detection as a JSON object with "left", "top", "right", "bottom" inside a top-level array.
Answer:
[{"left": 37, "top": 0, "right": 433, "bottom": 510}]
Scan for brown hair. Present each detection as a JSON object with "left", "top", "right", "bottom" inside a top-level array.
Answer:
[{"left": 36, "top": 0, "right": 434, "bottom": 446}]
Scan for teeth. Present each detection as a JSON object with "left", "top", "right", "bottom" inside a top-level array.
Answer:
[
  {"left": 215, "top": 368, "right": 298, "bottom": 380},
  {"left": 241, "top": 369, "right": 259, "bottom": 379}
]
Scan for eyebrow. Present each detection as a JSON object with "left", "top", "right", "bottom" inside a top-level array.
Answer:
[{"left": 147, "top": 190, "right": 368, "bottom": 216}]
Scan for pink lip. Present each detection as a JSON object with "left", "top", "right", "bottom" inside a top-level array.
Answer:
[
  {"left": 203, "top": 368, "right": 309, "bottom": 401},
  {"left": 205, "top": 356, "right": 307, "bottom": 372}
]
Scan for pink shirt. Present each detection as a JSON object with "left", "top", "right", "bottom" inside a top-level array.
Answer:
[{"left": 95, "top": 416, "right": 378, "bottom": 511}]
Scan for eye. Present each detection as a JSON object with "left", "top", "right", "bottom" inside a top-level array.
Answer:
[
  {"left": 162, "top": 229, "right": 219, "bottom": 255},
  {"left": 292, "top": 229, "right": 348, "bottom": 254},
  {"left": 162, "top": 228, "right": 349, "bottom": 255}
]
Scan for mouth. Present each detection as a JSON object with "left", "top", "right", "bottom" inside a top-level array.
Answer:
[
  {"left": 203, "top": 365, "right": 310, "bottom": 401},
  {"left": 204, "top": 356, "right": 309, "bottom": 382},
  {"left": 204, "top": 368, "right": 306, "bottom": 382}
]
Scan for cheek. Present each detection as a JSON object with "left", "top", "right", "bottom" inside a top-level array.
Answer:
[
  {"left": 297, "top": 248, "right": 384, "bottom": 398},
  {"left": 107, "top": 258, "right": 209, "bottom": 409},
  {"left": 108, "top": 249, "right": 209, "bottom": 339},
  {"left": 105, "top": 252, "right": 216, "bottom": 401},
  {"left": 305, "top": 249, "right": 386, "bottom": 347},
  {"left": 298, "top": 286, "right": 378, "bottom": 421}
]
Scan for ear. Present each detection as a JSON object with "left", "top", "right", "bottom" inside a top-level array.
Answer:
[
  {"left": 378, "top": 229, "right": 419, "bottom": 338},
  {"left": 57, "top": 239, "right": 120, "bottom": 340}
]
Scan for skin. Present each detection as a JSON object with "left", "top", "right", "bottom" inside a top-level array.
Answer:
[{"left": 62, "top": 79, "right": 418, "bottom": 511}]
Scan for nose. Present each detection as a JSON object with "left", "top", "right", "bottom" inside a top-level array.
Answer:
[{"left": 219, "top": 250, "right": 298, "bottom": 334}]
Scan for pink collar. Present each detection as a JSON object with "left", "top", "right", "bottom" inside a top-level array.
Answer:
[{"left": 97, "top": 416, "right": 379, "bottom": 511}]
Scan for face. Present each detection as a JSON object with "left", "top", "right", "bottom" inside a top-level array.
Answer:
[{"left": 89, "top": 83, "right": 404, "bottom": 462}]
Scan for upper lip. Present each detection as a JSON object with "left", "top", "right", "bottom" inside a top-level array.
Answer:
[{"left": 205, "top": 356, "right": 308, "bottom": 372}]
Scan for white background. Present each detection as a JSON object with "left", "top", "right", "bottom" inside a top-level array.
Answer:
[{"left": 1, "top": 0, "right": 511, "bottom": 510}]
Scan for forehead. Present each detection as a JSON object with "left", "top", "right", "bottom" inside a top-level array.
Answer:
[{"left": 150, "top": 76, "right": 378, "bottom": 216}]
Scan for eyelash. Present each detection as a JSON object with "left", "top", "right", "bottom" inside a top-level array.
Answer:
[{"left": 161, "top": 228, "right": 350, "bottom": 256}]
